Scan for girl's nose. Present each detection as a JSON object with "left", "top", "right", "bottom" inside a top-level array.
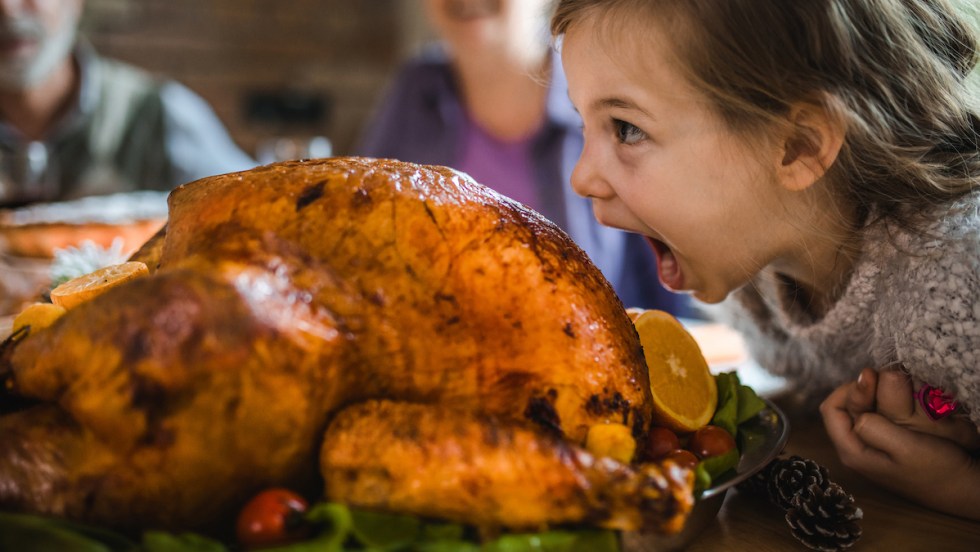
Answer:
[{"left": 570, "top": 143, "right": 612, "bottom": 200}]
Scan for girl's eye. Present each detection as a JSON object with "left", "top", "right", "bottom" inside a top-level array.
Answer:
[{"left": 613, "top": 119, "right": 646, "bottom": 145}]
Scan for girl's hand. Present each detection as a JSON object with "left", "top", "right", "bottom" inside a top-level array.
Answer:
[
  {"left": 821, "top": 373, "right": 980, "bottom": 520},
  {"left": 843, "top": 367, "right": 877, "bottom": 419},
  {"left": 832, "top": 368, "right": 979, "bottom": 452},
  {"left": 873, "top": 370, "right": 980, "bottom": 451}
]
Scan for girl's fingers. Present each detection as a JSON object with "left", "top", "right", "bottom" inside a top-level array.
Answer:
[
  {"left": 875, "top": 370, "right": 916, "bottom": 420},
  {"left": 845, "top": 367, "right": 877, "bottom": 418},
  {"left": 961, "top": 422, "right": 980, "bottom": 451},
  {"left": 851, "top": 413, "right": 980, "bottom": 513},
  {"left": 926, "top": 415, "right": 980, "bottom": 451},
  {"left": 853, "top": 412, "right": 917, "bottom": 460},
  {"left": 821, "top": 387, "right": 891, "bottom": 469},
  {"left": 875, "top": 371, "right": 980, "bottom": 449}
]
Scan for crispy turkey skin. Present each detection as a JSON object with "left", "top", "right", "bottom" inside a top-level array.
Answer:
[{"left": 0, "top": 158, "right": 692, "bottom": 535}]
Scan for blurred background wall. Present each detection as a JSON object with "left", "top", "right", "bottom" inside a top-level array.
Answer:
[
  {"left": 82, "top": 0, "right": 432, "bottom": 159},
  {"left": 77, "top": 0, "right": 980, "bottom": 161}
]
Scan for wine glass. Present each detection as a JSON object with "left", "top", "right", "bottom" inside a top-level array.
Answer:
[{"left": 0, "top": 141, "right": 59, "bottom": 208}]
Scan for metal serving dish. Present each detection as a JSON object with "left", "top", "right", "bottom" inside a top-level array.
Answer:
[{"left": 623, "top": 399, "right": 790, "bottom": 551}]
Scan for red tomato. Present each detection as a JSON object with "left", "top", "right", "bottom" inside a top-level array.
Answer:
[
  {"left": 644, "top": 426, "right": 681, "bottom": 460},
  {"left": 662, "top": 449, "right": 699, "bottom": 470},
  {"left": 687, "top": 425, "right": 736, "bottom": 459},
  {"left": 236, "top": 488, "right": 310, "bottom": 549}
]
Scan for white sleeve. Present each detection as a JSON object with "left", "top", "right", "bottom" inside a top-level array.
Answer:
[{"left": 159, "top": 81, "right": 257, "bottom": 184}]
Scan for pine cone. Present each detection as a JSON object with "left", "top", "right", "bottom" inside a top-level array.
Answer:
[
  {"left": 767, "top": 455, "right": 831, "bottom": 510},
  {"left": 785, "top": 482, "right": 863, "bottom": 551}
]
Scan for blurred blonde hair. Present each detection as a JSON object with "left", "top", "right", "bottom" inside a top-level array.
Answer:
[{"left": 553, "top": 0, "right": 980, "bottom": 231}]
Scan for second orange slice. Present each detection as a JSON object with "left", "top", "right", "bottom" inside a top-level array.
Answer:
[
  {"left": 634, "top": 309, "right": 717, "bottom": 433},
  {"left": 50, "top": 261, "right": 149, "bottom": 309}
]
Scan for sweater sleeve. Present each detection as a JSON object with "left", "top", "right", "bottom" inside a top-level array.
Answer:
[{"left": 874, "top": 198, "right": 980, "bottom": 427}]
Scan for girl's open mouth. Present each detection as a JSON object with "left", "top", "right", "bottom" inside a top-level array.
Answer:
[{"left": 645, "top": 236, "right": 684, "bottom": 291}]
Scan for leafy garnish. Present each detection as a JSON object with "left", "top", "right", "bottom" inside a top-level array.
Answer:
[
  {"left": 0, "top": 511, "right": 135, "bottom": 552},
  {"left": 143, "top": 531, "right": 226, "bottom": 552},
  {"left": 697, "top": 371, "right": 769, "bottom": 493},
  {"left": 699, "top": 448, "right": 739, "bottom": 481},
  {"left": 693, "top": 463, "right": 713, "bottom": 496},
  {"left": 349, "top": 508, "right": 420, "bottom": 548},
  {"left": 50, "top": 238, "right": 129, "bottom": 288},
  {"left": 0, "top": 506, "right": 619, "bottom": 552},
  {"left": 735, "top": 382, "right": 766, "bottom": 425},
  {"left": 710, "top": 371, "right": 766, "bottom": 441},
  {"left": 710, "top": 372, "right": 739, "bottom": 437}
]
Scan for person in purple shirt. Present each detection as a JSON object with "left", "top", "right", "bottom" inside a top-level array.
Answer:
[{"left": 355, "top": 0, "right": 695, "bottom": 316}]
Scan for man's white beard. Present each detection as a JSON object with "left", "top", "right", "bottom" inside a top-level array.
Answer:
[{"left": 0, "top": 12, "right": 78, "bottom": 92}]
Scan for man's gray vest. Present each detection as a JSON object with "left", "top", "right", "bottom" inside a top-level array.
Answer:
[{"left": 58, "top": 56, "right": 172, "bottom": 199}]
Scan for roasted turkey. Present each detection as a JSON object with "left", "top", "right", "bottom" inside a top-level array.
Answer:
[{"left": 0, "top": 158, "right": 693, "bottom": 536}]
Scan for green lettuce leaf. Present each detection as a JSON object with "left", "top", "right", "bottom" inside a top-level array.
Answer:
[
  {"left": 710, "top": 371, "right": 739, "bottom": 437},
  {"left": 735, "top": 382, "right": 766, "bottom": 425}
]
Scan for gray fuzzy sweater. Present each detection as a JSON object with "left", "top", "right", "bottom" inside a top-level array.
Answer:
[{"left": 709, "top": 191, "right": 980, "bottom": 426}]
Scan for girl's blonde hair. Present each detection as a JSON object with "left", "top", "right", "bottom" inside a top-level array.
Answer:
[{"left": 553, "top": 0, "right": 980, "bottom": 229}]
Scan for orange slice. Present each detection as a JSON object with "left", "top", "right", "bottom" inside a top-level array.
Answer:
[
  {"left": 625, "top": 307, "right": 646, "bottom": 322},
  {"left": 633, "top": 309, "right": 717, "bottom": 433},
  {"left": 12, "top": 302, "right": 67, "bottom": 335},
  {"left": 50, "top": 261, "right": 149, "bottom": 309}
]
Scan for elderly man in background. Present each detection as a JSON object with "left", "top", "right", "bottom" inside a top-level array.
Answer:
[
  {"left": 0, "top": 0, "right": 254, "bottom": 208},
  {"left": 0, "top": 0, "right": 255, "bottom": 317}
]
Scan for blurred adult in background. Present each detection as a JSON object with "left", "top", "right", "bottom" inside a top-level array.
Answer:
[
  {"left": 0, "top": 0, "right": 255, "bottom": 208},
  {"left": 356, "top": 0, "right": 694, "bottom": 314}
]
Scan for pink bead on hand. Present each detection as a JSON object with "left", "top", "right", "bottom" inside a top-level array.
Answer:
[{"left": 914, "top": 384, "right": 959, "bottom": 421}]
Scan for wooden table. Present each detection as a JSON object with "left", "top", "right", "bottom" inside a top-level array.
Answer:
[{"left": 682, "top": 395, "right": 980, "bottom": 551}]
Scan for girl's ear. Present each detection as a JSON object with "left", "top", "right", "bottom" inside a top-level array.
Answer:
[{"left": 775, "top": 101, "right": 845, "bottom": 192}]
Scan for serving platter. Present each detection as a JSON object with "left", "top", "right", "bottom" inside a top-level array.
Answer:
[{"left": 624, "top": 398, "right": 789, "bottom": 551}]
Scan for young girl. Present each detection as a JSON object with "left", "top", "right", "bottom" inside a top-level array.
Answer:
[{"left": 551, "top": 0, "right": 980, "bottom": 519}]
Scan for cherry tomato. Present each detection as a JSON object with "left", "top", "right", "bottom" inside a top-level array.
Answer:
[
  {"left": 236, "top": 488, "right": 310, "bottom": 549},
  {"left": 662, "top": 449, "right": 699, "bottom": 470},
  {"left": 687, "top": 425, "right": 736, "bottom": 459},
  {"left": 644, "top": 426, "right": 681, "bottom": 460}
]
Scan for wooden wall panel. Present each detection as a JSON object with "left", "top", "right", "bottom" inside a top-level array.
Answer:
[{"left": 82, "top": 0, "right": 417, "bottom": 158}]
